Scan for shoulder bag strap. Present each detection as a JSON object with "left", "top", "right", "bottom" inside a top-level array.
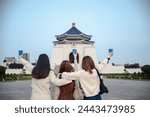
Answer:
[{"left": 95, "top": 68, "right": 102, "bottom": 79}]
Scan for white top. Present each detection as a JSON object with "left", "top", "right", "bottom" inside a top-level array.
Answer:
[
  {"left": 62, "top": 56, "right": 111, "bottom": 97},
  {"left": 62, "top": 69, "right": 99, "bottom": 97},
  {"left": 19, "top": 58, "right": 71, "bottom": 100}
]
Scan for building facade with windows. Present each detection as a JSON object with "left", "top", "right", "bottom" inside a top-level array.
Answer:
[{"left": 22, "top": 53, "right": 30, "bottom": 62}]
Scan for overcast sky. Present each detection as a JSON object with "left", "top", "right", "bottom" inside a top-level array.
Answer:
[{"left": 0, "top": 0, "right": 150, "bottom": 66}]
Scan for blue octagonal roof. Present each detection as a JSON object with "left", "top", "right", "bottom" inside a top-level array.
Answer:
[
  {"left": 54, "top": 23, "right": 94, "bottom": 44},
  {"left": 65, "top": 27, "right": 82, "bottom": 35},
  {"left": 55, "top": 23, "right": 92, "bottom": 40}
]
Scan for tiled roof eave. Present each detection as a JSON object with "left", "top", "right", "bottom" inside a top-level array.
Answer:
[
  {"left": 56, "top": 33, "right": 92, "bottom": 38},
  {"left": 53, "top": 40, "right": 95, "bottom": 44}
]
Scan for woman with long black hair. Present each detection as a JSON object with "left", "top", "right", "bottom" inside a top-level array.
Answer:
[{"left": 19, "top": 54, "right": 71, "bottom": 100}]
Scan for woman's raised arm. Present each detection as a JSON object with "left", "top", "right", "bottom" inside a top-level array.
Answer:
[{"left": 19, "top": 56, "right": 34, "bottom": 73}]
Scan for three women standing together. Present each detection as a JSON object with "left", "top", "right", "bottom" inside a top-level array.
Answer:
[{"left": 19, "top": 52, "right": 112, "bottom": 100}]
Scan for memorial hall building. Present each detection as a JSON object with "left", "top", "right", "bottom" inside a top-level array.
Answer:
[{"left": 50, "top": 23, "right": 98, "bottom": 67}]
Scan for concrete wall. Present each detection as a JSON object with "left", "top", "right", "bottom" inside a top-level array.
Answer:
[
  {"left": 101, "top": 64, "right": 126, "bottom": 74},
  {"left": 100, "top": 64, "right": 142, "bottom": 74},
  {"left": 5, "top": 69, "right": 31, "bottom": 74},
  {"left": 5, "top": 65, "right": 142, "bottom": 75},
  {"left": 126, "top": 68, "right": 142, "bottom": 74}
]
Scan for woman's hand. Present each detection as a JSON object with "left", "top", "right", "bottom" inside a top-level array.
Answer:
[{"left": 73, "top": 53, "right": 77, "bottom": 60}]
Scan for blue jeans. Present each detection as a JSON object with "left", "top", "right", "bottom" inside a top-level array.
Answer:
[{"left": 84, "top": 93, "right": 102, "bottom": 100}]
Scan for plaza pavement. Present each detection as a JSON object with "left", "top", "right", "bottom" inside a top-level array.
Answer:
[{"left": 0, "top": 78, "right": 150, "bottom": 100}]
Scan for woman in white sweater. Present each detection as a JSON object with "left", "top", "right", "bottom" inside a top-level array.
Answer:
[
  {"left": 62, "top": 53, "right": 113, "bottom": 100},
  {"left": 19, "top": 54, "right": 71, "bottom": 100}
]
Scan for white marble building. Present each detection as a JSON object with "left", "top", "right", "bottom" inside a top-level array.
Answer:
[{"left": 50, "top": 23, "right": 98, "bottom": 67}]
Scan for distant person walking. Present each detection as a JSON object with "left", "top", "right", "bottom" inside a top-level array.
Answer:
[
  {"left": 62, "top": 52, "right": 113, "bottom": 100},
  {"left": 19, "top": 54, "right": 71, "bottom": 100}
]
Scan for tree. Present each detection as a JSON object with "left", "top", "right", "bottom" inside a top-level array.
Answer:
[
  {"left": 9, "top": 63, "right": 23, "bottom": 69},
  {"left": 141, "top": 65, "right": 150, "bottom": 77},
  {"left": 0, "top": 66, "right": 6, "bottom": 81},
  {"left": 124, "top": 63, "right": 140, "bottom": 68}
]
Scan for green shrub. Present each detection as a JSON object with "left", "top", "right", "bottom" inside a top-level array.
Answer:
[
  {"left": 0, "top": 66, "right": 6, "bottom": 81},
  {"left": 141, "top": 65, "right": 150, "bottom": 78}
]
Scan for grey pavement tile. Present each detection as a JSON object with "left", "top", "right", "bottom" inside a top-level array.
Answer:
[{"left": 0, "top": 79, "right": 150, "bottom": 100}]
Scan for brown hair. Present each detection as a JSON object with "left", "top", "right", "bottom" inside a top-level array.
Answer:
[
  {"left": 82, "top": 56, "right": 95, "bottom": 74},
  {"left": 59, "top": 60, "right": 74, "bottom": 73}
]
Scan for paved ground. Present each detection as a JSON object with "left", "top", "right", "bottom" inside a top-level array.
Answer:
[{"left": 0, "top": 78, "right": 150, "bottom": 100}]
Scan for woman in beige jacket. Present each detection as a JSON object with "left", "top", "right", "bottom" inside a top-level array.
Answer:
[
  {"left": 19, "top": 54, "right": 71, "bottom": 100},
  {"left": 62, "top": 52, "right": 113, "bottom": 100}
]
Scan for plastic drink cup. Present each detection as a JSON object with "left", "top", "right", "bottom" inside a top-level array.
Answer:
[
  {"left": 18, "top": 50, "right": 23, "bottom": 56},
  {"left": 109, "top": 49, "right": 113, "bottom": 53},
  {"left": 72, "top": 49, "right": 77, "bottom": 54}
]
